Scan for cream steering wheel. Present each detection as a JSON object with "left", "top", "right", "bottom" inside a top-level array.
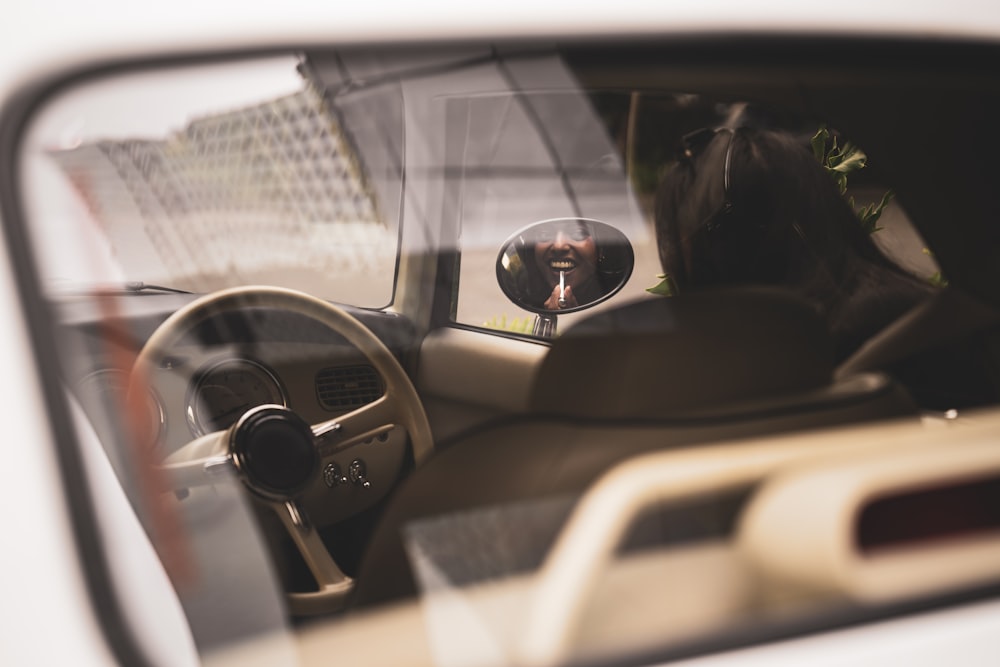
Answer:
[{"left": 130, "top": 286, "right": 433, "bottom": 614}]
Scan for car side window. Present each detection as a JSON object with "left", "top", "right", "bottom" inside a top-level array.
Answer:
[{"left": 448, "top": 79, "right": 658, "bottom": 335}]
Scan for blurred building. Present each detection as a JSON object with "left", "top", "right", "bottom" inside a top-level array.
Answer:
[{"left": 49, "top": 83, "right": 397, "bottom": 300}]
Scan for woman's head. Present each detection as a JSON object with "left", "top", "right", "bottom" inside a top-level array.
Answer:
[
  {"left": 654, "top": 126, "right": 883, "bottom": 294},
  {"left": 654, "top": 126, "right": 933, "bottom": 360}
]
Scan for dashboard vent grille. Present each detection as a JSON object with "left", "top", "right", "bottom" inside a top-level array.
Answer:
[{"left": 316, "top": 365, "right": 383, "bottom": 411}]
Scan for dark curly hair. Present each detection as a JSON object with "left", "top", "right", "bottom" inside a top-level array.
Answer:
[{"left": 655, "top": 127, "right": 933, "bottom": 361}]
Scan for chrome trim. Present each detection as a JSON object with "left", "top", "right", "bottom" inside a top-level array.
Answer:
[
  {"left": 203, "top": 454, "right": 234, "bottom": 477},
  {"left": 285, "top": 501, "right": 309, "bottom": 531},
  {"left": 312, "top": 421, "right": 342, "bottom": 438}
]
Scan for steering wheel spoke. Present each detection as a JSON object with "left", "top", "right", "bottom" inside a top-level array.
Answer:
[
  {"left": 272, "top": 499, "right": 354, "bottom": 614},
  {"left": 160, "top": 430, "right": 233, "bottom": 489}
]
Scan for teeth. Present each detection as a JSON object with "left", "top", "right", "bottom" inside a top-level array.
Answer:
[{"left": 550, "top": 260, "right": 575, "bottom": 270}]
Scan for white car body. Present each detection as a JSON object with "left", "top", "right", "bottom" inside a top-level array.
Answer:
[{"left": 2, "top": 2, "right": 1000, "bottom": 666}]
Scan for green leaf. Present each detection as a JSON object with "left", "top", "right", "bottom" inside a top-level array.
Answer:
[
  {"left": 646, "top": 273, "right": 677, "bottom": 296},
  {"left": 828, "top": 143, "right": 867, "bottom": 174},
  {"left": 857, "top": 190, "right": 894, "bottom": 233},
  {"left": 811, "top": 125, "right": 892, "bottom": 234},
  {"left": 928, "top": 271, "right": 949, "bottom": 288},
  {"left": 921, "top": 249, "right": 948, "bottom": 287},
  {"left": 833, "top": 172, "right": 848, "bottom": 194},
  {"left": 811, "top": 126, "right": 830, "bottom": 163}
]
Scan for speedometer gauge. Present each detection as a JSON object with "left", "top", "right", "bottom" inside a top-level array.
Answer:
[{"left": 187, "top": 359, "right": 286, "bottom": 436}]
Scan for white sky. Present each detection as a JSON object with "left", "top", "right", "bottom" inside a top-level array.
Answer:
[{"left": 31, "top": 56, "right": 303, "bottom": 148}]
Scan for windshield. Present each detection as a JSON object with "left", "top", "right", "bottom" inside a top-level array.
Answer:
[{"left": 24, "top": 55, "right": 402, "bottom": 306}]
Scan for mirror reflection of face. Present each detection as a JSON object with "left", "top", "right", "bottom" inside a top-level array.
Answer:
[
  {"left": 495, "top": 218, "right": 634, "bottom": 318},
  {"left": 532, "top": 221, "right": 598, "bottom": 308}
]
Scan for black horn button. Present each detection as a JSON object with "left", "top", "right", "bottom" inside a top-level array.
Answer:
[{"left": 231, "top": 405, "right": 318, "bottom": 499}]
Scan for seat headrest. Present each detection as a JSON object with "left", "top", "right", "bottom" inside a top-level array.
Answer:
[{"left": 530, "top": 288, "right": 834, "bottom": 419}]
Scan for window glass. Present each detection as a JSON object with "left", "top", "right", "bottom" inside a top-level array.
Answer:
[
  {"left": 446, "top": 58, "right": 659, "bottom": 332},
  {"left": 13, "top": 44, "right": 973, "bottom": 667},
  {"left": 24, "top": 55, "right": 402, "bottom": 307}
]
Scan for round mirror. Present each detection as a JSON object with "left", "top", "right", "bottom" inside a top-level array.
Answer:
[{"left": 496, "top": 218, "right": 634, "bottom": 315}]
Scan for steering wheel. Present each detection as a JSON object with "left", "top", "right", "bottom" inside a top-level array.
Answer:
[{"left": 129, "top": 286, "right": 434, "bottom": 614}]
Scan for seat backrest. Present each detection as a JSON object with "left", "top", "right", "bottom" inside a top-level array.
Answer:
[
  {"left": 531, "top": 288, "right": 834, "bottom": 419},
  {"left": 352, "top": 288, "right": 919, "bottom": 609},
  {"left": 836, "top": 287, "right": 1000, "bottom": 410}
]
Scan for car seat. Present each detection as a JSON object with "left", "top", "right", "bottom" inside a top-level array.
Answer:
[{"left": 351, "top": 287, "right": 918, "bottom": 608}]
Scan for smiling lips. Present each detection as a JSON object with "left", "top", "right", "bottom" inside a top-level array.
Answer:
[{"left": 548, "top": 258, "right": 577, "bottom": 272}]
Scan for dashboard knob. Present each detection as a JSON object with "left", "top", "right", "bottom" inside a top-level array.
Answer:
[
  {"left": 348, "top": 459, "right": 371, "bottom": 488},
  {"left": 323, "top": 462, "right": 348, "bottom": 487}
]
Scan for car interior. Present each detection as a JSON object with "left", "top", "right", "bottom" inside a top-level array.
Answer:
[{"left": 6, "top": 36, "right": 1000, "bottom": 666}]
